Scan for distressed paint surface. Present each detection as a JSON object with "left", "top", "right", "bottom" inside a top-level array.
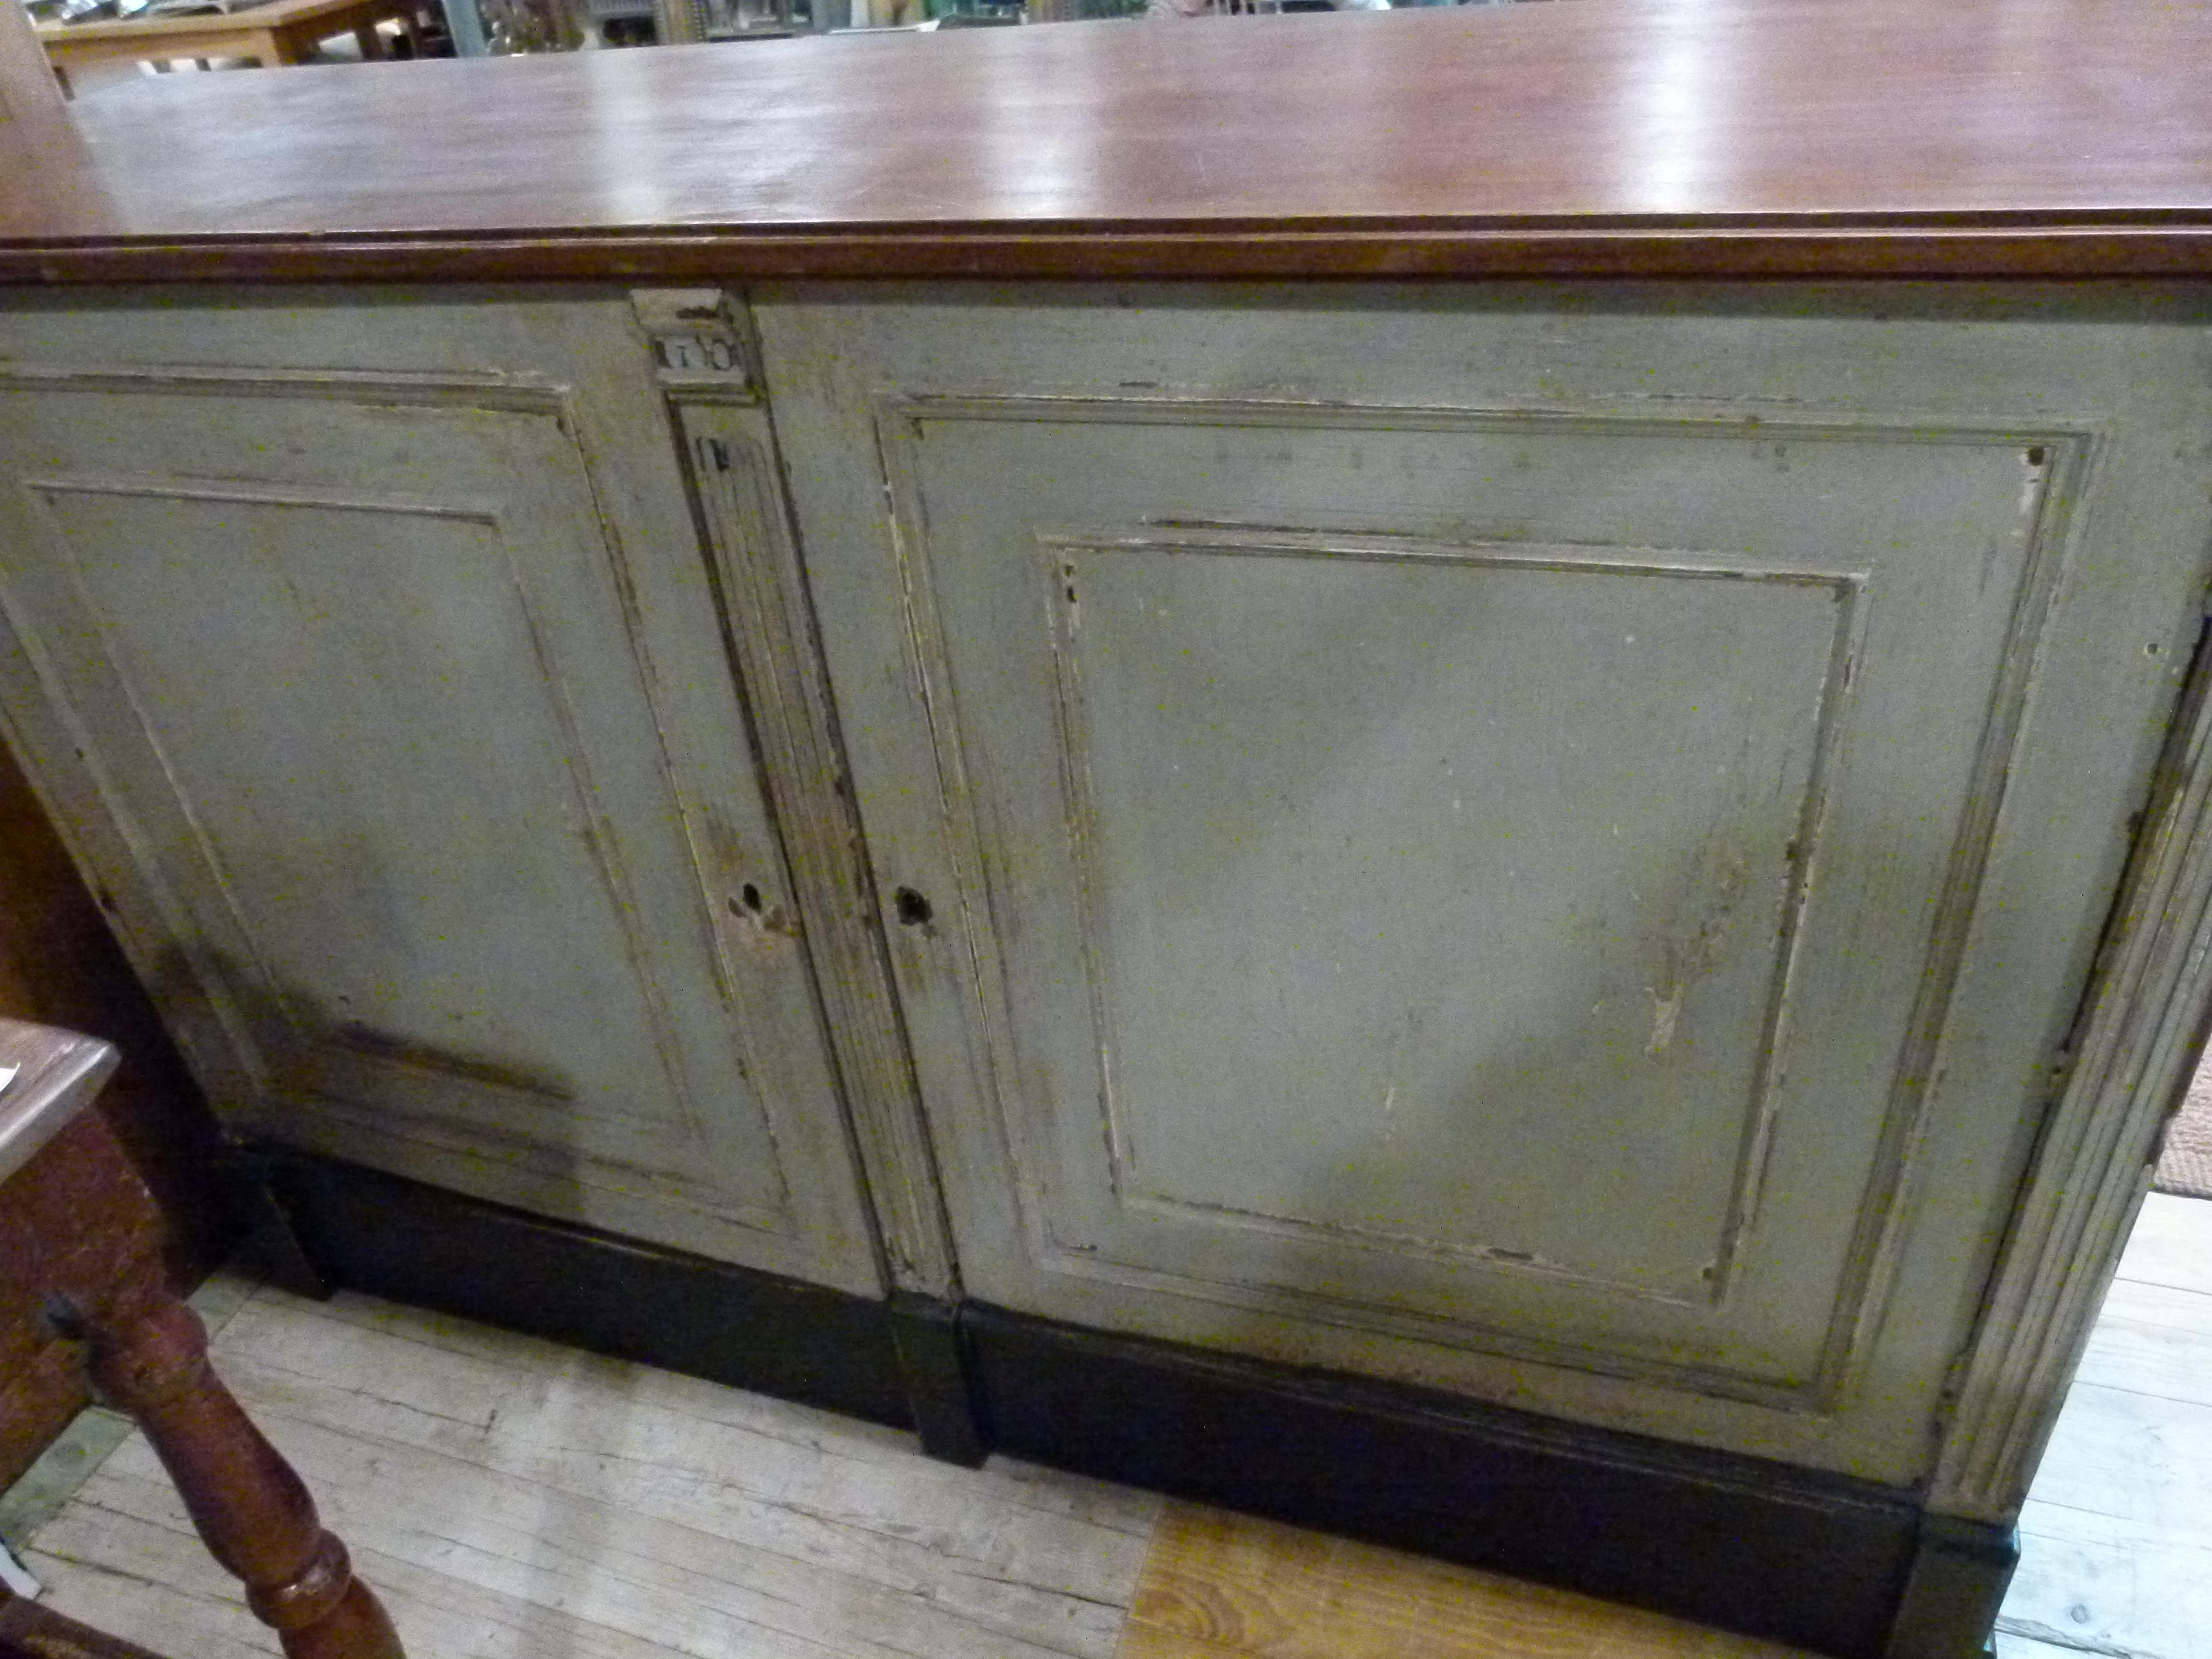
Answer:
[
  {"left": 1055, "top": 538, "right": 1840, "bottom": 1302},
  {"left": 852, "top": 392, "right": 2057, "bottom": 1405},
  {"left": 754, "top": 283, "right": 2212, "bottom": 1483},
  {"left": 5, "top": 282, "right": 2212, "bottom": 1510},
  {"left": 0, "top": 295, "right": 885, "bottom": 1295}
]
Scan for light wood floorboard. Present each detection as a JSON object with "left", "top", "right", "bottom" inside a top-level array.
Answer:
[
  {"left": 23, "top": 1285, "right": 1159, "bottom": 1659},
  {"left": 1997, "top": 1192, "right": 2212, "bottom": 1659},
  {"left": 2111, "top": 1194, "right": 2212, "bottom": 1298},
  {"left": 10, "top": 1195, "right": 2209, "bottom": 1659}
]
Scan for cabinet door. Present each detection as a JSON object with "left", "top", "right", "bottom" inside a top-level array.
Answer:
[
  {"left": 757, "top": 284, "right": 2212, "bottom": 1480},
  {"left": 0, "top": 294, "right": 880, "bottom": 1293}
]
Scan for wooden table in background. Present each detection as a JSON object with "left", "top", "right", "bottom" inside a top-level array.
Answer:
[{"left": 37, "top": 0, "right": 421, "bottom": 91}]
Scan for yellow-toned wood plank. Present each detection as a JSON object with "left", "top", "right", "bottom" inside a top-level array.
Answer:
[
  {"left": 1117, "top": 1623, "right": 1248, "bottom": 1659},
  {"left": 1119, "top": 1504, "right": 1809, "bottom": 1659}
]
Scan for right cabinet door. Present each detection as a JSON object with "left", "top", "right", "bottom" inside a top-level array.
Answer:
[{"left": 758, "top": 285, "right": 2212, "bottom": 1483}]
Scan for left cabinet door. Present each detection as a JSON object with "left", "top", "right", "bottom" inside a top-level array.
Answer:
[{"left": 0, "top": 292, "right": 883, "bottom": 1294}]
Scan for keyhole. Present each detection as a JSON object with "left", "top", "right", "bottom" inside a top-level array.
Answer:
[{"left": 894, "top": 886, "right": 933, "bottom": 927}]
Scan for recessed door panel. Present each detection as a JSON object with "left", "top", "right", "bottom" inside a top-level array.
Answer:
[
  {"left": 868, "top": 404, "right": 2036, "bottom": 1397},
  {"left": 0, "top": 332, "right": 880, "bottom": 1294},
  {"left": 1054, "top": 539, "right": 1844, "bottom": 1301},
  {"left": 754, "top": 285, "right": 2212, "bottom": 1479},
  {"left": 33, "top": 480, "right": 729, "bottom": 1175}
]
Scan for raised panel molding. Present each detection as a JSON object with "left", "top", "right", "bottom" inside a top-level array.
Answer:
[
  {"left": 0, "top": 362, "right": 577, "bottom": 410},
  {"left": 871, "top": 391, "right": 2089, "bottom": 1412},
  {"left": 0, "top": 363, "right": 852, "bottom": 1269},
  {"left": 23, "top": 470, "right": 780, "bottom": 1219},
  {"left": 1039, "top": 528, "right": 1863, "bottom": 1309}
]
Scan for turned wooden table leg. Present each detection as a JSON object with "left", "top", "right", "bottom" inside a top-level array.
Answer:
[{"left": 66, "top": 1295, "right": 403, "bottom": 1659}]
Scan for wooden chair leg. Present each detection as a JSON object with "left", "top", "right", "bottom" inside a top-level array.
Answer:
[{"left": 67, "top": 1296, "right": 405, "bottom": 1659}]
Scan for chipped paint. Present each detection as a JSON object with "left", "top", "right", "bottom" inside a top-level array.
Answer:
[{"left": 1645, "top": 821, "right": 1751, "bottom": 1061}]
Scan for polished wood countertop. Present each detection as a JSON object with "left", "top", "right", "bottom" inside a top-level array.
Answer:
[{"left": 4, "top": 0, "right": 2212, "bottom": 282}]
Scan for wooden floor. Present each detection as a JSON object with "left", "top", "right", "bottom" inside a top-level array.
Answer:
[
  {"left": 1997, "top": 1190, "right": 2212, "bottom": 1659},
  {"left": 4, "top": 1195, "right": 2207, "bottom": 1659}
]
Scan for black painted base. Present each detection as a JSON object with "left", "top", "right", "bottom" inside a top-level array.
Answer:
[
  {"left": 1884, "top": 1514, "right": 2020, "bottom": 1659},
  {"left": 257, "top": 1148, "right": 2015, "bottom": 1659},
  {"left": 888, "top": 1290, "right": 986, "bottom": 1466},
  {"left": 262, "top": 1150, "right": 912, "bottom": 1430}
]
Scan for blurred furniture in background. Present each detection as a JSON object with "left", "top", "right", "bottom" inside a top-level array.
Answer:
[
  {"left": 36, "top": 0, "right": 430, "bottom": 92},
  {"left": 0, "top": 0, "right": 64, "bottom": 118}
]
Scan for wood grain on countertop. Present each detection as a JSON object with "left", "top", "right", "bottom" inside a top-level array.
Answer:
[{"left": 5, "top": 0, "right": 2212, "bottom": 282}]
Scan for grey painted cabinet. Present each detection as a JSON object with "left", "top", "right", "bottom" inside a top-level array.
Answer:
[
  {"left": 753, "top": 284, "right": 2212, "bottom": 1491},
  {"left": 5, "top": 281, "right": 2212, "bottom": 1545},
  {"left": 0, "top": 291, "right": 883, "bottom": 1294}
]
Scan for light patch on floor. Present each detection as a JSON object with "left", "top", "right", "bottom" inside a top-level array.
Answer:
[{"left": 1119, "top": 1504, "right": 1802, "bottom": 1659}]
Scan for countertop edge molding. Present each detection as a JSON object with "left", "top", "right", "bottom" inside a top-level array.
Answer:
[{"left": 11, "top": 224, "right": 2212, "bottom": 287}]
